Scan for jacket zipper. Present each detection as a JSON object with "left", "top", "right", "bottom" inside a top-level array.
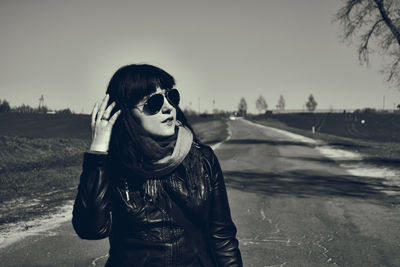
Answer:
[{"left": 124, "top": 180, "right": 130, "bottom": 201}]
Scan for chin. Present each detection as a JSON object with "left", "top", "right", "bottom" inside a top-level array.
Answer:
[
  {"left": 154, "top": 123, "right": 176, "bottom": 137},
  {"left": 163, "top": 127, "right": 176, "bottom": 137}
]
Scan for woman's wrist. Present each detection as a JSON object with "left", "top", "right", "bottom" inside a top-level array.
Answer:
[
  {"left": 89, "top": 142, "right": 109, "bottom": 153},
  {"left": 88, "top": 150, "right": 108, "bottom": 155}
]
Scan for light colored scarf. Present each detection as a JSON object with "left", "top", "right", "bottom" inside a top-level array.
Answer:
[{"left": 139, "top": 122, "right": 193, "bottom": 178}]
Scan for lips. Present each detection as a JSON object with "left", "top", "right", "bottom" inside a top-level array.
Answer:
[{"left": 162, "top": 116, "right": 174, "bottom": 123}]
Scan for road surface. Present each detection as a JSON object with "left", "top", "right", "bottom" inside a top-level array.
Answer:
[{"left": 1, "top": 118, "right": 400, "bottom": 266}]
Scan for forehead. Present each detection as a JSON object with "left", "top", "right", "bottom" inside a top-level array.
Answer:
[{"left": 152, "top": 88, "right": 165, "bottom": 94}]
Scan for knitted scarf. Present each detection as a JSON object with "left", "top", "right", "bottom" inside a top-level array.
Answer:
[{"left": 132, "top": 122, "right": 193, "bottom": 178}]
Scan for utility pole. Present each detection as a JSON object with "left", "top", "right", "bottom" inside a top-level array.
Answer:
[
  {"left": 383, "top": 95, "right": 385, "bottom": 110},
  {"left": 212, "top": 100, "right": 215, "bottom": 113},
  {"left": 198, "top": 97, "right": 200, "bottom": 114},
  {"left": 39, "top": 94, "right": 44, "bottom": 109}
]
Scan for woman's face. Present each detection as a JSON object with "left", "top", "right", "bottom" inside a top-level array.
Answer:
[{"left": 132, "top": 88, "right": 177, "bottom": 138}]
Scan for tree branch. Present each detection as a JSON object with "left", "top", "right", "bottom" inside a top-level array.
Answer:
[
  {"left": 387, "top": 51, "right": 400, "bottom": 82},
  {"left": 359, "top": 19, "right": 384, "bottom": 63},
  {"left": 335, "top": 0, "right": 365, "bottom": 40},
  {"left": 335, "top": 0, "right": 400, "bottom": 87},
  {"left": 374, "top": 0, "right": 400, "bottom": 46}
]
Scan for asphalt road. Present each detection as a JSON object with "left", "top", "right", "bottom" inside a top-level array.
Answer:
[{"left": 1, "top": 118, "right": 400, "bottom": 266}]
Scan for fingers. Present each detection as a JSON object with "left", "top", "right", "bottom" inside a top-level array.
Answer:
[
  {"left": 102, "top": 101, "right": 116, "bottom": 121},
  {"left": 108, "top": 110, "right": 121, "bottom": 126},
  {"left": 96, "top": 94, "right": 110, "bottom": 122},
  {"left": 91, "top": 94, "right": 119, "bottom": 133},
  {"left": 91, "top": 103, "right": 98, "bottom": 129}
]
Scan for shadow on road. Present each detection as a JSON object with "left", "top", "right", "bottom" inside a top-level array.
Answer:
[
  {"left": 223, "top": 169, "right": 400, "bottom": 204},
  {"left": 226, "top": 139, "right": 400, "bottom": 169},
  {"left": 226, "top": 138, "right": 371, "bottom": 150},
  {"left": 290, "top": 156, "right": 400, "bottom": 169},
  {"left": 325, "top": 141, "right": 367, "bottom": 149},
  {"left": 225, "top": 139, "right": 316, "bottom": 148}
]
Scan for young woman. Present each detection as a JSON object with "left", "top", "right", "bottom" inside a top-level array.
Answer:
[{"left": 72, "top": 64, "right": 243, "bottom": 266}]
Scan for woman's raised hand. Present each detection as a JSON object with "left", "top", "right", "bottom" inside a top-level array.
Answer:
[{"left": 89, "top": 94, "right": 121, "bottom": 153}]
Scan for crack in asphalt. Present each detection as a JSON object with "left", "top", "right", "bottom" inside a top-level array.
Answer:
[
  {"left": 312, "top": 236, "right": 341, "bottom": 266},
  {"left": 264, "top": 263, "right": 289, "bottom": 267},
  {"left": 240, "top": 237, "right": 303, "bottom": 247},
  {"left": 260, "top": 208, "right": 266, "bottom": 220}
]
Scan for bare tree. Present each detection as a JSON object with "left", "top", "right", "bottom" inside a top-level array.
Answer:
[
  {"left": 255, "top": 95, "right": 268, "bottom": 113},
  {"left": 306, "top": 94, "right": 318, "bottom": 112},
  {"left": 335, "top": 0, "right": 400, "bottom": 87},
  {"left": 276, "top": 95, "right": 285, "bottom": 112},
  {"left": 0, "top": 99, "right": 11, "bottom": 112},
  {"left": 238, "top": 97, "right": 247, "bottom": 116},
  {"left": 56, "top": 108, "right": 73, "bottom": 114}
]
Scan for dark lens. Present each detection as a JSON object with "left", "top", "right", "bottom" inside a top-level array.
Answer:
[
  {"left": 143, "top": 94, "right": 164, "bottom": 115},
  {"left": 166, "top": 89, "right": 180, "bottom": 106}
]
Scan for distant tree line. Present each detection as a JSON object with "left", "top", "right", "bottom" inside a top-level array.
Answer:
[
  {"left": 235, "top": 93, "right": 320, "bottom": 116},
  {"left": 0, "top": 99, "right": 72, "bottom": 114}
]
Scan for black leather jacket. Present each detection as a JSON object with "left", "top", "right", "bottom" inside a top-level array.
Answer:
[{"left": 72, "top": 142, "right": 243, "bottom": 266}]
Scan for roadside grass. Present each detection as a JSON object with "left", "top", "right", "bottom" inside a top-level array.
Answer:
[
  {"left": 0, "top": 136, "right": 88, "bottom": 225},
  {"left": 247, "top": 114, "right": 400, "bottom": 168},
  {"left": 0, "top": 166, "right": 81, "bottom": 225},
  {"left": 0, "top": 113, "right": 91, "bottom": 139},
  {"left": 188, "top": 116, "right": 228, "bottom": 145},
  {"left": 0, "top": 114, "right": 228, "bottom": 225}
]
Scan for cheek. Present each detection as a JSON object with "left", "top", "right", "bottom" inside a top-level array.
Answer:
[
  {"left": 137, "top": 115, "right": 165, "bottom": 136},
  {"left": 135, "top": 115, "right": 156, "bottom": 131},
  {"left": 132, "top": 110, "right": 151, "bottom": 129},
  {"left": 132, "top": 109, "right": 177, "bottom": 137},
  {"left": 143, "top": 117, "right": 160, "bottom": 131},
  {"left": 131, "top": 109, "right": 143, "bottom": 125}
]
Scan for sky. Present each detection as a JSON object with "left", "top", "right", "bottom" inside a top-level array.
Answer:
[{"left": 1, "top": 0, "right": 399, "bottom": 114}]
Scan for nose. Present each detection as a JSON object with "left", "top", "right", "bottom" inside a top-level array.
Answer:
[{"left": 161, "top": 94, "right": 174, "bottom": 113}]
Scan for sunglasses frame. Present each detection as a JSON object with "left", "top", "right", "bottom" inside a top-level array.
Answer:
[{"left": 134, "top": 88, "right": 180, "bottom": 115}]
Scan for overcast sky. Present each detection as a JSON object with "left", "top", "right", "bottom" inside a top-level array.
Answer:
[{"left": 1, "top": 0, "right": 399, "bottom": 114}]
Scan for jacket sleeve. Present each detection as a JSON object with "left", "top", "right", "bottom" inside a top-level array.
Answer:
[
  {"left": 207, "top": 148, "right": 243, "bottom": 267},
  {"left": 72, "top": 152, "right": 112, "bottom": 240}
]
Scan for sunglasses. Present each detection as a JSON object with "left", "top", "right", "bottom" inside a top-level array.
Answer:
[{"left": 134, "top": 89, "right": 180, "bottom": 115}]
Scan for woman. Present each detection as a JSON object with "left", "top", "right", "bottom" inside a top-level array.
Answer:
[{"left": 72, "top": 64, "right": 243, "bottom": 266}]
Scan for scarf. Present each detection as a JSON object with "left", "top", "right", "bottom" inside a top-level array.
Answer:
[{"left": 132, "top": 122, "right": 193, "bottom": 178}]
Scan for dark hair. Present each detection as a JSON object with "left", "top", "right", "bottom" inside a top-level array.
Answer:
[
  {"left": 106, "top": 64, "right": 175, "bottom": 108},
  {"left": 106, "top": 64, "right": 196, "bottom": 179}
]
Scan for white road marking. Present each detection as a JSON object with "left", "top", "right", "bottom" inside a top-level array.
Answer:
[
  {"left": 91, "top": 253, "right": 109, "bottom": 266},
  {"left": 211, "top": 120, "right": 232, "bottom": 151}
]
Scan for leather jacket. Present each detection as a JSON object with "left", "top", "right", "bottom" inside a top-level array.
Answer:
[{"left": 72, "top": 142, "right": 243, "bottom": 267}]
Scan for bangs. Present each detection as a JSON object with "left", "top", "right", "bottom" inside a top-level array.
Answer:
[{"left": 106, "top": 64, "right": 175, "bottom": 108}]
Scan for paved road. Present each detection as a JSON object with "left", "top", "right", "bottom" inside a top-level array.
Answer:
[
  {"left": 221, "top": 119, "right": 400, "bottom": 266},
  {"left": 1, "top": 118, "right": 400, "bottom": 266}
]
